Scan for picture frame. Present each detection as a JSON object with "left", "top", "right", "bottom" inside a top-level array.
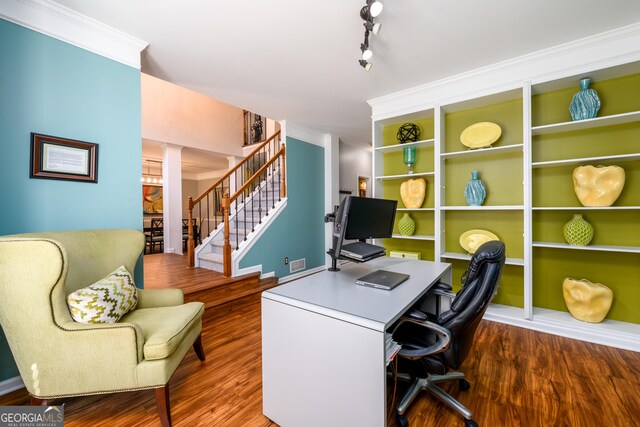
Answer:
[
  {"left": 143, "top": 184, "right": 164, "bottom": 214},
  {"left": 30, "top": 133, "right": 98, "bottom": 183}
]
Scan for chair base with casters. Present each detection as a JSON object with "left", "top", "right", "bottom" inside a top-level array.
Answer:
[{"left": 395, "top": 371, "right": 477, "bottom": 427}]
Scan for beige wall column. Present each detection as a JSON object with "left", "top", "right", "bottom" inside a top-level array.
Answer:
[{"left": 162, "top": 143, "right": 183, "bottom": 254}]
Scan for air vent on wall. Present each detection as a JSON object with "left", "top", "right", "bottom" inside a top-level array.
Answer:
[{"left": 290, "top": 258, "right": 306, "bottom": 273}]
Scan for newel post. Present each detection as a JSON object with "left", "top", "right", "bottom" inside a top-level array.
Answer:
[
  {"left": 187, "top": 196, "right": 195, "bottom": 268},
  {"left": 222, "top": 192, "right": 232, "bottom": 277},
  {"left": 280, "top": 143, "right": 287, "bottom": 198}
]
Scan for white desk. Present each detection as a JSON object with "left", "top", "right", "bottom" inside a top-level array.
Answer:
[{"left": 261, "top": 257, "right": 452, "bottom": 427}]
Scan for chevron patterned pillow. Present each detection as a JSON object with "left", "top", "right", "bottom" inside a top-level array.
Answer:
[{"left": 67, "top": 266, "right": 138, "bottom": 324}]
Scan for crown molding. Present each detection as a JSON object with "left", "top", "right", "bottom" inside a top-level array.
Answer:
[
  {"left": 0, "top": 0, "right": 148, "bottom": 68},
  {"left": 281, "top": 120, "right": 329, "bottom": 148},
  {"left": 368, "top": 21, "right": 640, "bottom": 121}
]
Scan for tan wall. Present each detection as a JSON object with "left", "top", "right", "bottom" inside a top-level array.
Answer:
[
  {"left": 142, "top": 73, "right": 244, "bottom": 156},
  {"left": 182, "top": 179, "right": 199, "bottom": 218}
]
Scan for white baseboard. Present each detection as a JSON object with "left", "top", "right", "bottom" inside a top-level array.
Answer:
[
  {"left": 277, "top": 266, "right": 325, "bottom": 284},
  {"left": 0, "top": 376, "right": 24, "bottom": 396}
]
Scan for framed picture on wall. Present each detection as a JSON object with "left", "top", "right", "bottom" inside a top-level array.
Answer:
[
  {"left": 143, "top": 185, "right": 163, "bottom": 214},
  {"left": 30, "top": 133, "right": 98, "bottom": 183}
]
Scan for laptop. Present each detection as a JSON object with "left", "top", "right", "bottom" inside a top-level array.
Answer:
[
  {"left": 355, "top": 269, "right": 410, "bottom": 290},
  {"left": 340, "top": 242, "right": 385, "bottom": 260}
]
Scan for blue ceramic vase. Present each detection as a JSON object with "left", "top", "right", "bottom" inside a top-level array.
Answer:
[
  {"left": 464, "top": 171, "right": 486, "bottom": 206},
  {"left": 569, "top": 78, "right": 601, "bottom": 121}
]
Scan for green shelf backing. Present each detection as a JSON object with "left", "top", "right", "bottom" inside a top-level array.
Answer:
[
  {"left": 383, "top": 146, "right": 435, "bottom": 176},
  {"left": 532, "top": 122, "right": 639, "bottom": 163},
  {"left": 532, "top": 73, "right": 640, "bottom": 127},
  {"left": 382, "top": 175, "right": 435, "bottom": 209},
  {"left": 444, "top": 98, "right": 523, "bottom": 153},
  {"left": 532, "top": 161, "right": 640, "bottom": 207},
  {"left": 444, "top": 211, "right": 524, "bottom": 259},
  {"left": 532, "top": 248, "right": 640, "bottom": 323},
  {"left": 392, "top": 211, "right": 434, "bottom": 236},
  {"left": 382, "top": 238, "right": 434, "bottom": 261},
  {"left": 533, "top": 210, "right": 640, "bottom": 246},
  {"left": 448, "top": 259, "right": 524, "bottom": 308},
  {"left": 444, "top": 152, "right": 523, "bottom": 206},
  {"left": 382, "top": 117, "right": 435, "bottom": 146}
]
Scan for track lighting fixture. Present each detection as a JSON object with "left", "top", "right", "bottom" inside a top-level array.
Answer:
[{"left": 358, "top": 0, "right": 383, "bottom": 71}]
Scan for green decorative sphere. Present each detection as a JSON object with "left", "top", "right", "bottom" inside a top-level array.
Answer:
[
  {"left": 397, "top": 123, "right": 420, "bottom": 144},
  {"left": 563, "top": 214, "right": 593, "bottom": 246},
  {"left": 398, "top": 213, "right": 416, "bottom": 236}
]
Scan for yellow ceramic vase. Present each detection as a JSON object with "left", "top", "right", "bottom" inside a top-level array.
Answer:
[
  {"left": 572, "top": 165, "right": 625, "bottom": 207},
  {"left": 562, "top": 277, "right": 613, "bottom": 323}
]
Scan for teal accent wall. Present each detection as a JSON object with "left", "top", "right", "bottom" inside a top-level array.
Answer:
[
  {"left": 239, "top": 137, "right": 325, "bottom": 277},
  {"left": 0, "top": 20, "right": 142, "bottom": 382}
]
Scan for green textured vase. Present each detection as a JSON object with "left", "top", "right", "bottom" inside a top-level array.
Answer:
[
  {"left": 398, "top": 213, "right": 416, "bottom": 236},
  {"left": 563, "top": 214, "right": 594, "bottom": 246}
]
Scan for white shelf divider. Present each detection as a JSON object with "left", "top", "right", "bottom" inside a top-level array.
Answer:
[
  {"left": 391, "top": 234, "right": 435, "bottom": 241},
  {"left": 532, "top": 241, "right": 640, "bottom": 253},
  {"left": 374, "top": 139, "right": 435, "bottom": 153},
  {"left": 396, "top": 208, "right": 435, "bottom": 211},
  {"left": 441, "top": 205, "right": 524, "bottom": 211},
  {"left": 531, "top": 110, "right": 640, "bottom": 135},
  {"left": 533, "top": 206, "right": 640, "bottom": 210},
  {"left": 441, "top": 251, "right": 525, "bottom": 266},
  {"left": 441, "top": 143, "right": 523, "bottom": 159},
  {"left": 532, "top": 152, "right": 640, "bottom": 168},
  {"left": 375, "top": 171, "right": 434, "bottom": 180}
]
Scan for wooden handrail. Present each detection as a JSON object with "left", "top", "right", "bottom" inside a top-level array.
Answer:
[
  {"left": 189, "top": 130, "right": 281, "bottom": 208},
  {"left": 228, "top": 145, "right": 285, "bottom": 205}
]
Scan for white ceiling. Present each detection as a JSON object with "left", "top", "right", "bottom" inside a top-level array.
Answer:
[
  {"left": 142, "top": 139, "right": 230, "bottom": 176},
  {"left": 54, "top": 0, "right": 640, "bottom": 147}
]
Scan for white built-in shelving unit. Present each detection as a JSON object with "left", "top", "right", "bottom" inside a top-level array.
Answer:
[{"left": 369, "top": 43, "right": 640, "bottom": 351}]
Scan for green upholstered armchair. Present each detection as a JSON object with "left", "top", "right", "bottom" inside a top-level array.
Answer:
[{"left": 0, "top": 229, "right": 205, "bottom": 427}]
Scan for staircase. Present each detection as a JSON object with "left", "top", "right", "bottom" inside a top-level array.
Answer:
[
  {"left": 196, "top": 172, "right": 283, "bottom": 272},
  {"left": 187, "top": 131, "right": 286, "bottom": 277}
]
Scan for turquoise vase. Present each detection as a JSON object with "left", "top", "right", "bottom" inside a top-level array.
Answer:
[
  {"left": 569, "top": 78, "right": 601, "bottom": 121},
  {"left": 464, "top": 171, "right": 486, "bottom": 206},
  {"left": 403, "top": 146, "right": 416, "bottom": 174}
]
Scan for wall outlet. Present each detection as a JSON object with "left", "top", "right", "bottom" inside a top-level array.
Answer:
[{"left": 284, "top": 257, "right": 289, "bottom": 265}]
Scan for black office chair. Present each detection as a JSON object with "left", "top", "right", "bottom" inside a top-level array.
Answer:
[{"left": 391, "top": 240, "right": 506, "bottom": 427}]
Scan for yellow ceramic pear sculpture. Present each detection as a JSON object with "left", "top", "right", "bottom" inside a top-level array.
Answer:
[
  {"left": 572, "top": 165, "right": 625, "bottom": 207},
  {"left": 400, "top": 178, "right": 426, "bottom": 208},
  {"left": 562, "top": 277, "right": 613, "bottom": 323}
]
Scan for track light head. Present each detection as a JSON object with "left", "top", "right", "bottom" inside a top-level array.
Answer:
[
  {"left": 369, "top": 1, "right": 383, "bottom": 17},
  {"left": 363, "top": 20, "right": 381, "bottom": 35},
  {"left": 359, "top": 60, "right": 372, "bottom": 71},
  {"left": 361, "top": 43, "right": 373, "bottom": 61}
]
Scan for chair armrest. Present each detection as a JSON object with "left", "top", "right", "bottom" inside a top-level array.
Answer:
[
  {"left": 429, "top": 288, "right": 456, "bottom": 300},
  {"left": 136, "top": 288, "right": 184, "bottom": 308},
  {"left": 391, "top": 317, "right": 452, "bottom": 360},
  {"left": 59, "top": 321, "right": 144, "bottom": 364}
]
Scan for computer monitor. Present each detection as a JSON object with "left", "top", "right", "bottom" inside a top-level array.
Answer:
[{"left": 329, "top": 196, "right": 397, "bottom": 270}]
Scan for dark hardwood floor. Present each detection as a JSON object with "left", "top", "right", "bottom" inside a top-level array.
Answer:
[{"left": 1, "top": 258, "right": 639, "bottom": 426}]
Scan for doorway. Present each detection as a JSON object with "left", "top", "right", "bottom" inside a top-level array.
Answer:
[{"left": 357, "top": 176, "right": 370, "bottom": 198}]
